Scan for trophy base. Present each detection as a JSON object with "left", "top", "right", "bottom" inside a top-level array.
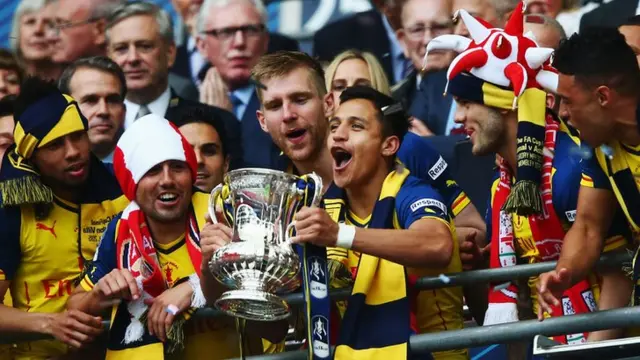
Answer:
[{"left": 215, "top": 289, "right": 290, "bottom": 322}]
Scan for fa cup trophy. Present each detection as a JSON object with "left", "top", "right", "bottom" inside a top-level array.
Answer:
[{"left": 207, "top": 168, "right": 323, "bottom": 321}]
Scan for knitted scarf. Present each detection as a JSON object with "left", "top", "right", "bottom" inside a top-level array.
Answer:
[
  {"left": 485, "top": 114, "right": 596, "bottom": 344},
  {"left": 323, "top": 168, "right": 432, "bottom": 360}
]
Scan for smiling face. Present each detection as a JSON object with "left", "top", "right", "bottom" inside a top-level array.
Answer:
[
  {"left": 453, "top": 98, "right": 506, "bottom": 156},
  {"left": 257, "top": 67, "right": 330, "bottom": 164},
  {"left": 135, "top": 160, "right": 193, "bottom": 223},
  {"left": 328, "top": 99, "right": 398, "bottom": 189}
]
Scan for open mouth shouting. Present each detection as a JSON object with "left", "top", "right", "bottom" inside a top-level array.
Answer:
[
  {"left": 331, "top": 146, "right": 353, "bottom": 172},
  {"left": 285, "top": 128, "right": 307, "bottom": 145}
]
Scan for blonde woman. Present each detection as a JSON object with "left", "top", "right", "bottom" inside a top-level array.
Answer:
[
  {"left": 324, "top": 50, "right": 433, "bottom": 136},
  {"left": 10, "top": 0, "right": 60, "bottom": 79},
  {"left": 324, "top": 49, "right": 475, "bottom": 360}
]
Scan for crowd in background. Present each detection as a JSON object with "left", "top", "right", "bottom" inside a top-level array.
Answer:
[{"left": 0, "top": 0, "right": 638, "bottom": 359}]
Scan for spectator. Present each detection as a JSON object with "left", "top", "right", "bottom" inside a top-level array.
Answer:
[
  {"left": 325, "top": 50, "right": 392, "bottom": 101},
  {"left": 619, "top": 15, "right": 640, "bottom": 66},
  {"left": 196, "top": 0, "right": 284, "bottom": 169},
  {"left": 523, "top": 14, "right": 570, "bottom": 121},
  {"left": 9, "top": 0, "right": 59, "bottom": 79},
  {"left": 49, "top": 0, "right": 123, "bottom": 65},
  {"left": 579, "top": 0, "right": 638, "bottom": 34},
  {"left": 170, "top": 0, "right": 298, "bottom": 86},
  {"left": 106, "top": 1, "right": 243, "bottom": 169},
  {"left": 0, "top": 77, "right": 128, "bottom": 360},
  {"left": 313, "top": 0, "right": 409, "bottom": 85},
  {"left": 394, "top": 0, "right": 456, "bottom": 136},
  {"left": 531, "top": 0, "right": 595, "bottom": 36},
  {"left": 452, "top": 0, "right": 519, "bottom": 36},
  {"left": 0, "top": 51, "right": 21, "bottom": 100},
  {"left": 171, "top": 106, "right": 230, "bottom": 192},
  {"left": 0, "top": 95, "right": 16, "bottom": 169},
  {"left": 58, "top": 56, "right": 126, "bottom": 163}
]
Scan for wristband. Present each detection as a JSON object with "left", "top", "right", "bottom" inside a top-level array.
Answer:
[{"left": 336, "top": 223, "right": 356, "bottom": 249}]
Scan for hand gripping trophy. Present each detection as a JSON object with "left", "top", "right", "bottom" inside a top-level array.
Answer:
[{"left": 207, "top": 168, "right": 322, "bottom": 321}]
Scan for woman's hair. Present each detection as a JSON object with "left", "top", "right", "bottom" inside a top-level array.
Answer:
[
  {"left": 10, "top": 0, "right": 49, "bottom": 62},
  {"left": 324, "top": 49, "right": 392, "bottom": 95},
  {"left": 0, "top": 49, "right": 23, "bottom": 83}
]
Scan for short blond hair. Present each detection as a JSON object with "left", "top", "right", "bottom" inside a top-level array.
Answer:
[
  {"left": 251, "top": 51, "right": 327, "bottom": 102},
  {"left": 324, "top": 50, "right": 392, "bottom": 95}
]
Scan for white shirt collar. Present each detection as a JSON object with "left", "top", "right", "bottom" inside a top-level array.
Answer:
[
  {"left": 124, "top": 86, "right": 172, "bottom": 130},
  {"left": 381, "top": 16, "right": 404, "bottom": 60}
]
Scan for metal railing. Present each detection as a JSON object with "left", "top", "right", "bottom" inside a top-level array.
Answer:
[
  {"left": 0, "top": 250, "right": 632, "bottom": 352},
  {"left": 234, "top": 307, "right": 640, "bottom": 360}
]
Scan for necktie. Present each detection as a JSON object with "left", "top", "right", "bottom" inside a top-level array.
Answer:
[
  {"left": 230, "top": 93, "right": 243, "bottom": 120},
  {"left": 399, "top": 55, "right": 412, "bottom": 82},
  {"left": 135, "top": 104, "right": 151, "bottom": 120}
]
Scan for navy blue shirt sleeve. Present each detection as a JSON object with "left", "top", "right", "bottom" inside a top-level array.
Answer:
[
  {"left": 397, "top": 132, "right": 467, "bottom": 215},
  {"left": 395, "top": 177, "right": 450, "bottom": 229}
]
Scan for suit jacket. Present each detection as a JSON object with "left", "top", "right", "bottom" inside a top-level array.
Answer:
[
  {"left": 163, "top": 91, "right": 244, "bottom": 170},
  {"left": 168, "top": 73, "right": 199, "bottom": 102},
  {"left": 171, "top": 32, "right": 300, "bottom": 82},
  {"left": 239, "top": 91, "right": 287, "bottom": 170},
  {"left": 312, "top": 10, "right": 394, "bottom": 83},
  {"left": 579, "top": 0, "right": 638, "bottom": 32},
  {"left": 392, "top": 70, "right": 452, "bottom": 136}
]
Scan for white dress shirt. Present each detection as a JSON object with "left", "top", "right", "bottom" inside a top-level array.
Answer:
[{"left": 124, "top": 86, "right": 172, "bottom": 130}]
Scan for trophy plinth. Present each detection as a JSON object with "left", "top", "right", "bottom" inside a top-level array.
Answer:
[{"left": 208, "top": 168, "right": 322, "bottom": 322}]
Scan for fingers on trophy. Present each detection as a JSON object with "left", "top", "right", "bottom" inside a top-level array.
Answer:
[{"left": 207, "top": 168, "right": 322, "bottom": 321}]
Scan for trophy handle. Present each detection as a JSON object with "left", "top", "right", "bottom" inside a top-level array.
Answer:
[
  {"left": 302, "top": 172, "right": 323, "bottom": 208},
  {"left": 284, "top": 221, "right": 296, "bottom": 244},
  {"left": 208, "top": 184, "right": 223, "bottom": 224}
]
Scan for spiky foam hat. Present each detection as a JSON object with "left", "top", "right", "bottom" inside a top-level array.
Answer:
[{"left": 424, "top": 1, "right": 559, "bottom": 216}]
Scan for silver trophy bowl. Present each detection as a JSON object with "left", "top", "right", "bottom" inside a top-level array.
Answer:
[{"left": 208, "top": 168, "right": 322, "bottom": 321}]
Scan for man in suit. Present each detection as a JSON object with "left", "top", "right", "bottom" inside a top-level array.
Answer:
[
  {"left": 169, "top": 0, "right": 299, "bottom": 86},
  {"left": 579, "top": 0, "right": 639, "bottom": 32},
  {"left": 393, "top": 0, "right": 455, "bottom": 136},
  {"left": 105, "top": 1, "right": 242, "bottom": 169},
  {"left": 196, "top": 0, "right": 284, "bottom": 170},
  {"left": 313, "top": 0, "right": 410, "bottom": 85}
]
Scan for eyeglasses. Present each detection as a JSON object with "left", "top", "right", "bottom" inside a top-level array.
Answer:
[
  {"left": 202, "top": 24, "right": 266, "bottom": 42},
  {"left": 53, "top": 17, "right": 100, "bottom": 35},
  {"left": 404, "top": 22, "right": 453, "bottom": 40}
]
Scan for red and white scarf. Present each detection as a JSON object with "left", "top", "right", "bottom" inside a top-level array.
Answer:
[
  {"left": 114, "top": 202, "right": 205, "bottom": 344},
  {"left": 485, "top": 115, "right": 597, "bottom": 344}
]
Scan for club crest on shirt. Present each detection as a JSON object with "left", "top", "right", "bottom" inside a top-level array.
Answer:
[
  {"left": 308, "top": 256, "right": 328, "bottom": 299},
  {"left": 311, "top": 315, "right": 330, "bottom": 358}
]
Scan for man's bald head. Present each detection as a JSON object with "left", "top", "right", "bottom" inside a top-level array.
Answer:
[
  {"left": 524, "top": 14, "right": 566, "bottom": 49},
  {"left": 452, "top": 0, "right": 518, "bottom": 36}
]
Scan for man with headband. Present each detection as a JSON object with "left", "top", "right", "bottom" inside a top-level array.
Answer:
[
  {"left": 428, "top": 1, "right": 631, "bottom": 343},
  {"left": 0, "top": 77, "right": 129, "bottom": 358},
  {"left": 537, "top": 28, "right": 640, "bottom": 334},
  {"left": 68, "top": 114, "right": 287, "bottom": 358}
]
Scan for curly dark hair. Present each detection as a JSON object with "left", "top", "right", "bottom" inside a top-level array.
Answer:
[{"left": 553, "top": 27, "right": 640, "bottom": 97}]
